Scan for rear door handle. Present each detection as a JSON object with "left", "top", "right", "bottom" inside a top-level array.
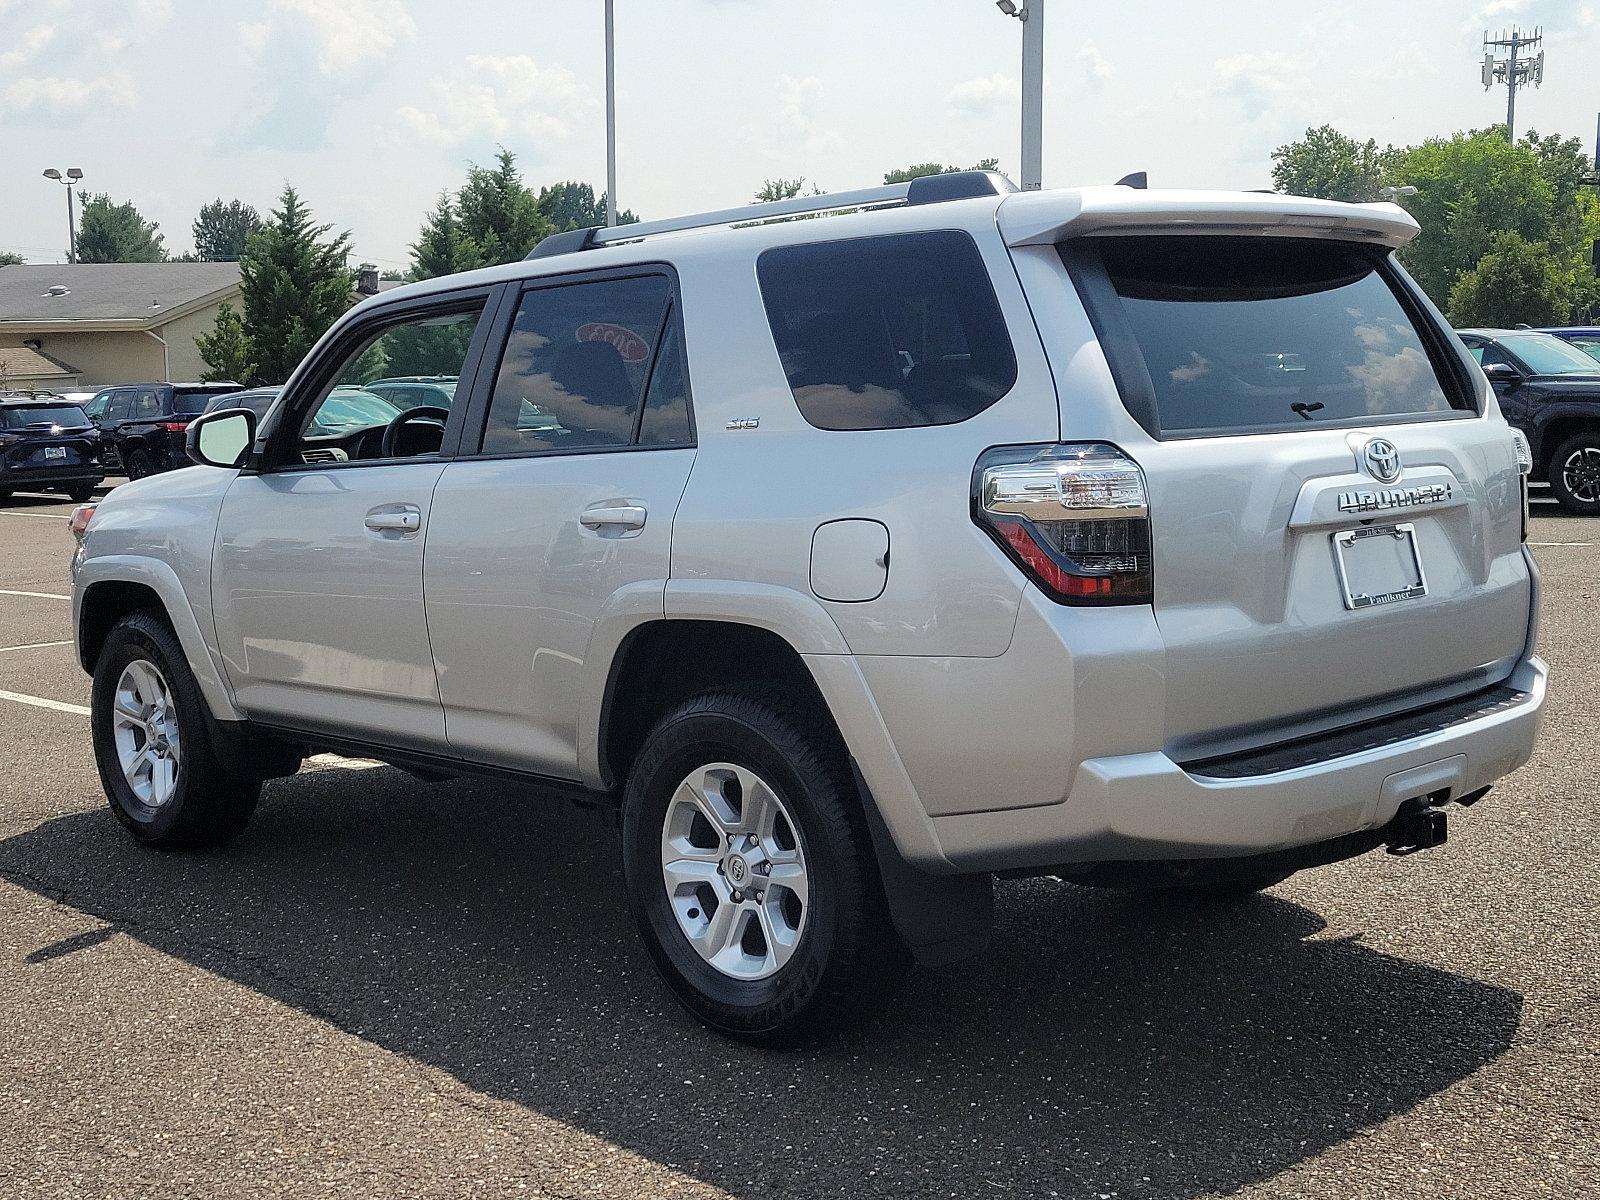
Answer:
[
  {"left": 365, "top": 506, "right": 421, "bottom": 533},
  {"left": 579, "top": 503, "right": 647, "bottom": 531}
]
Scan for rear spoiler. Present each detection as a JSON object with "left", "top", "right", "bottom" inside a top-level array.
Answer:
[{"left": 998, "top": 187, "right": 1420, "bottom": 251}]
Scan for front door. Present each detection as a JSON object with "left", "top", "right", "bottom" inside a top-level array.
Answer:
[
  {"left": 426, "top": 270, "right": 697, "bottom": 778},
  {"left": 211, "top": 293, "right": 496, "bottom": 748}
]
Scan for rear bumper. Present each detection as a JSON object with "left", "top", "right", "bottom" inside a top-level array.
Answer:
[
  {"left": 928, "top": 654, "right": 1546, "bottom": 874},
  {"left": 0, "top": 467, "right": 105, "bottom": 489}
]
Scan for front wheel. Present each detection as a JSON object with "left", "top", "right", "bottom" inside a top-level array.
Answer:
[
  {"left": 621, "top": 688, "right": 907, "bottom": 1045},
  {"left": 91, "top": 611, "right": 260, "bottom": 849},
  {"left": 1548, "top": 431, "right": 1600, "bottom": 515}
]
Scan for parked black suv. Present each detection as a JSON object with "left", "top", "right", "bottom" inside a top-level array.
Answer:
[
  {"left": 1457, "top": 329, "right": 1600, "bottom": 514},
  {"left": 83, "top": 382, "right": 244, "bottom": 478},
  {"left": 0, "top": 396, "right": 104, "bottom": 502}
]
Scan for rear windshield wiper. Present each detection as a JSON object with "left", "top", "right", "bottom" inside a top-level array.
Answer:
[{"left": 1291, "top": 401, "right": 1325, "bottom": 420}]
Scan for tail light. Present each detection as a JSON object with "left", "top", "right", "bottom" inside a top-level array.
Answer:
[
  {"left": 1511, "top": 429, "right": 1532, "bottom": 542},
  {"left": 973, "top": 443, "right": 1153, "bottom": 604},
  {"left": 158, "top": 420, "right": 190, "bottom": 433},
  {"left": 69, "top": 503, "right": 97, "bottom": 541}
]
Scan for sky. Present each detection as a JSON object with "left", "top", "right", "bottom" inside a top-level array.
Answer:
[{"left": 3, "top": 0, "right": 1599, "bottom": 271}]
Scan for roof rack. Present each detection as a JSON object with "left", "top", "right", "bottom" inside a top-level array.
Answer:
[{"left": 526, "top": 170, "right": 1017, "bottom": 260}]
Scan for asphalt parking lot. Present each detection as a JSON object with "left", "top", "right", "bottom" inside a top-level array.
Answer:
[{"left": 0, "top": 484, "right": 1595, "bottom": 1200}]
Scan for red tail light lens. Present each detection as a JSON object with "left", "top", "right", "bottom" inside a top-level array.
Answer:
[
  {"left": 973, "top": 443, "right": 1153, "bottom": 605},
  {"left": 158, "top": 420, "right": 190, "bottom": 433}
]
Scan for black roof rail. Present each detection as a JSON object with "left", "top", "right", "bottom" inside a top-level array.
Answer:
[
  {"left": 525, "top": 226, "right": 600, "bottom": 260},
  {"left": 905, "top": 170, "right": 1018, "bottom": 205}
]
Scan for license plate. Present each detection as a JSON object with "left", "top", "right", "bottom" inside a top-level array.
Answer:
[
  {"left": 43, "top": 446, "right": 67, "bottom": 460},
  {"left": 1332, "top": 522, "right": 1427, "bottom": 610}
]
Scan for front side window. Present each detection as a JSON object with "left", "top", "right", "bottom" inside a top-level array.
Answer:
[
  {"left": 757, "top": 230, "right": 1018, "bottom": 431},
  {"left": 1088, "top": 236, "right": 1470, "bottom": 434},
  {"left": 286, "top": 305, "right": 484, "bottom": 464},
  {"left": 107, "top": 390, "right": 133, "bottom": 421},
  {"left": 480, "top": 274, "right": 686, "bottom": 454}
]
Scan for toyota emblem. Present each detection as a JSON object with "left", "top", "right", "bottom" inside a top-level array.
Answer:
[{"left": 1363, "top": 437, "right": 1402, "bottom": 484}]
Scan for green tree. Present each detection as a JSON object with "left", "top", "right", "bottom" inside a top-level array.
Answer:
[
  {"left": 192, "top": 199, "right": 263, "bottom": 262},
  {"left": 456, "top": 147, "right": 553, "bottom": 266},
  {"left": 1447, "top": 231, "right": 1571, "bottom": 327},
  {"left": 755, "top": 177, "right": 821, "bottom": 202},
  {"left": 195, "top": 301, "right": 256, "bottom": 383},
  {"left": 239, "top": 185, "right": 354, "bottom": 384},
  {"left": 75, "top": 193, "right": 166, "bottom": 262},
  {"left": 1270, "top": 125, "right": 1393, "bottom": 202},
  {"left": 535, "top": 181, "right": 637, "bottom": 230},
  {"left": 882, "top": 159, "right": 1000, "bottom": 184},
  {"left": 0, "top": 251, "right": 23, "bottom": 267},
  {"left": 408, "top": 194, "right": 482, "bottom": 281}
]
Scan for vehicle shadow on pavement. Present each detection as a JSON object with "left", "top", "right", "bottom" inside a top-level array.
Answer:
[{"left": 0, "top": 768, "right": 1522, "bottom": 1200}]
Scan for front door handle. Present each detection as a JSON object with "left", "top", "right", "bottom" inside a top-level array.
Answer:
[
  {"left": 579, "top": 503, "right": 647, "bottom": 531},
  {"left": 365, "top": 506, "right": 421, "bottom": 533}
]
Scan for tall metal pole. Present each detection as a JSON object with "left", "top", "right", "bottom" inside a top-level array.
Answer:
[
  {"left": 66, "top": 186, "right": 77, "bottom": 265},
  {"left": 604, "top": 0, "right": 617, "bottom": 227},
  {"left": 1020, "top": 0, "right": 1044, "bottom": 190},
  {"left": 1506, "top": 35, "right": 1518, "bottom": 142}
]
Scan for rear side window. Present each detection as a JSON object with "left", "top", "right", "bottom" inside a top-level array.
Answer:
[
  {"left": 757, "top": 231, "right": 1017, "bottom": 431},
  {"left": 173, "top": 390, "right": 236, "bottom": 414},
  {"left": 1086, "top": 237, "right": 1470, "bottom": 435}
]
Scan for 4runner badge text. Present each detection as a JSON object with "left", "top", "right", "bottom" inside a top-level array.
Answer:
[{"left": 1337, "top": 482, "right": 1453, "bottom": 513}]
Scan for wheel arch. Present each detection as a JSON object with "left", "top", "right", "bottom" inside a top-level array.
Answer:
[{"left": 1533, "top": 408, "right": 1600, "bottom": 477}]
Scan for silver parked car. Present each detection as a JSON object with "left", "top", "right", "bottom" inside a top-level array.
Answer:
[{"left": 69, "top": 173, "right": 1545, "bottom": 1043}]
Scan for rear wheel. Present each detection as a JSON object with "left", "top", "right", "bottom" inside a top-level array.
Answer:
[
  {"left": 621, "top": 687, "right": 907, "bottom": 1045},
  {"left": 67, "top": 485, "right": 96, "bottom": 503},
  {"left": 1548, "top": 431, "right": 1600, "bottom": 515},
  {"left": 91, "top": 610, "right": 260, "bottom": 849},
  {"left": 0, "top": 489, "right": 11, "bottom": 502},
  {"left": 125, "top": 450, "right": 153, "bottom": 481}
]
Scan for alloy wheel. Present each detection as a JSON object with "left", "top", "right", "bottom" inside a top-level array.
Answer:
[
  {"left": 1561, "top": 446, "right": 1600, "bottom": 505},
  {"left": 659, "top": 762, "right": 810, "bottom": 981},
  {"left": 111, "top": 659, "right": 181, "bottom": 808}
]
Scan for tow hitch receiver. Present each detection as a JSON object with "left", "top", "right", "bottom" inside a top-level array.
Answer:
[{"left": 1385, "top": 798, "right": 1449, "bottom": 856}]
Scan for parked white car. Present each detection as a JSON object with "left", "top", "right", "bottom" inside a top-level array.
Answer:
[{"left": 70, "top": 173, "right": 1545, "bottom": 1043}]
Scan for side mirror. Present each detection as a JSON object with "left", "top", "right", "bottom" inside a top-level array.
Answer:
[
  {"left": 1481, "top": 362, "right": 1521, "bottom": 386},
  {"left": 186, "top": 408, "right": 257, "bottom": 469}
]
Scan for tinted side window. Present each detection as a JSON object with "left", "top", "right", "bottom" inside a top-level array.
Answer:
[
  {"left": 757, "top": 231, "right": 1018, "bottom": 431},
  {"left": 638, "top": 313, "right": 693, "bottom": 447},
  {"left": 107, "top": 390, "right": 134, "bottom": 421},
  {"left": 481, "top": 275, "right": 672, "bottom": 454},
  {"left": 134, "top": 388, "right": 162, "bottom": 418},
  {"left": 1479, "top": 344, "right": 1517, "bottom": 371}
]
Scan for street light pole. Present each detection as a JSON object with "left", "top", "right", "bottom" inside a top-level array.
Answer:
[
  {"left": 996, "top": 1, "right": 1044, "bottom": 190},
  {"left": 604, "top": 0, "right": 617, "bottom": 227},
  {"left": 42, "top": 167, "right": 84, "bottom": 263}
]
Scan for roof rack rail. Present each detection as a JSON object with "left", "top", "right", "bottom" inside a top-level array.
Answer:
[{"left": 525, "top": 170, "right": 1016, "bottom": 260}]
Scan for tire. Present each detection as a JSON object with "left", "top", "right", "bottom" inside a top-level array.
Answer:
[
  {"left": 90, "top": 610, "right": 260, "bottom": 849},
  {"left": 0, "top": 489, "right": 11, "bottom": 502},
  {"left": 125, "top": 450, "right": 153, "bottom": 481},
  {"left": 67, "top": 485, "right": 96, "bottom": 503},
  {"left": 621, "top": 687, "right": 908, "bottom": 1045},
  {"left": 1547, "top": 431, "right": 1600, "bottom": 515}
]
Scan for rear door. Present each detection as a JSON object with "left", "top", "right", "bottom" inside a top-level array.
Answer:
[
  {"left": 425, "top": 267, "right": 696, "bottom": 779},
  {"left": 1040, "top": 234, "right": 1529, "bottom": 749}
]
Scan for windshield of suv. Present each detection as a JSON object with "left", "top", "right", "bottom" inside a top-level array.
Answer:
[
  {"left": 1090, "top": 236, "right": 1469, "bottom": 434},
  {"left": 306, "top": 388, "right": 401, "bottom": 436},
  {"left": 1, "top": 405, "right": 90, "bottom": 429},
  {"left": 1568, "top": 336, "right": 1600, "bottom": 364},
  {"left": 1498, "top": 333, "right": 1600, "bottom": 376}
]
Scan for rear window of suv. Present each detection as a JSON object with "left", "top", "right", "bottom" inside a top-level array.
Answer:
[
  {"left": 173, "top": 390, "right": 239, "bottom": 415},
  {"left": 757, "top": 230, "right": 1017, "bottom": 431},
  {"left": 1082, "top": 236, "right": 1471, "bottom": 436}
]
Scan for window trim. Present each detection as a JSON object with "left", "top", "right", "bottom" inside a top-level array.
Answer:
[
  {"left": 1060, "top": 235, "right": 1481, "bottom": 441},
  {"left": 453, "top": 261, "right": 696, "bottom": 463},
  {"left": 755, "top": 228, "right": 1020, "bottom": 433},
  {"left": 249, "top": 281, "right": 505, "bottom": 475}
]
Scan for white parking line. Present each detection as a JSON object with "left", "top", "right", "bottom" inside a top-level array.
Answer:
[
  {"left": 1530, "top": 541, "right": 1595, "bottom": 547},
  {"left": 0, "top": 689, "right": 89, "bottom": 717},
  {"left": 0, "top": 640, "right": 72, "bottom": 653},
  {"left": 0, "top": 588, "right": 70, "bottom": 600},
  {"left": 0, "top": 511, "right": 71, "bottom": 520}
]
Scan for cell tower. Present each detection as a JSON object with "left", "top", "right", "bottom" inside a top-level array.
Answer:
[{"left": 1482, "top": 27, "right": 1544, "bottom": 143}]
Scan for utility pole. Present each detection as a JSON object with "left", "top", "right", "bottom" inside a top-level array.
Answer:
[
  {"left": 1482, "top": 27, "right": 1544, "bottom": 143},
  {"left": 604, "top": 0, "right": 617, "bottom": 227},
  {"left": 995, "top": 0, "right": 1044, "bottom": 190}
]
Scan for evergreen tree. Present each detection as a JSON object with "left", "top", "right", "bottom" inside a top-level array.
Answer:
[
  {"left": 408, "top": 193, "right": 482, "bottom": 281},
  {"left": 535, "top": 181, "right": 637, "bottom": 231},
  {"left": 0, "top": 252, "right": 23, "bottom": 267},
  {"left": 239, "top": 185, "right": 354, "bottom": 384},
  {"left": 195, "top": 302, "right": 256, "bottom": 383},
  {"left": 76, "top": 193, "right": 166, "bottom": 262},
  {"left": 456, "top": 148, "right": 553, "bottom": 266},
  {"left": 882, "top": 159, "right": 1000, "bottom": 184},
  {"left": 192, "top": 199, "right": 264, "bottom": 262}
]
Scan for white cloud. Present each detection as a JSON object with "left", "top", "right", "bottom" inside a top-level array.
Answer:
[
  {"left": 134, "top": 0, "right": 174, "bottom": 22},
  {"left": 0, "top": 24, "right": 55, "bottom": 69},
  {"left": 391, "top": 54, "right": 588, "bottom": 147},
  {"left": 1213, "top": 53, "right": 1300, "bottom": 120},
  {"left": 948, "top": 73, "right": 1018, "bottom": 118},
  {"left": 2, "top": 73, "right": 136, "bottom": 115},
  {"left": 239, "top": 21, "right": 271, "bottom": 59},
  {"left": 776, "top": 74, "right": 822, "bottom": 136},
  {"left": 1078, "top": 41, "right": 1115, "bottom": 83},
  {"left": 270, "top": 0, "right": 417, "bottom": 74}
]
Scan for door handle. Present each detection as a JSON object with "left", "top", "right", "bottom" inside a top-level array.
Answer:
[
  {"left": 579, "top": 503, "right": 647, "bottom": 530},
  {"left": 365, "top": 507, "right": 421, "bottom": 533}
]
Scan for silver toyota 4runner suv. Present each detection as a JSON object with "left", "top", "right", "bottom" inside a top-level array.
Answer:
[{"left": 70, "top": 172, "right": 1546, "bottom": 1043}]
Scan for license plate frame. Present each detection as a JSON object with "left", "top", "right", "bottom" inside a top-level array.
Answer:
[
  {"left": 42, "top": 446, "right": 67, "bottom": 461},
  {"left": 1332, "top": 522, "right": 1427, "bottom": 611}
]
